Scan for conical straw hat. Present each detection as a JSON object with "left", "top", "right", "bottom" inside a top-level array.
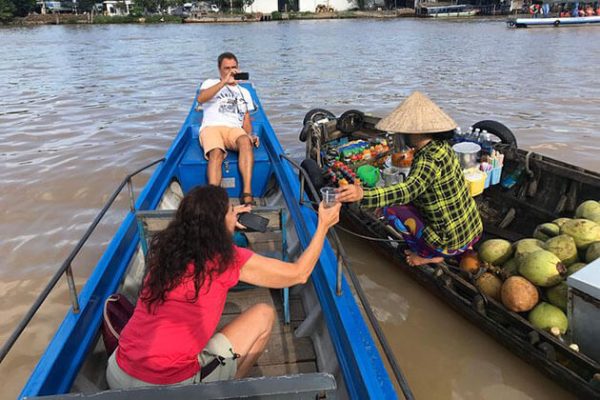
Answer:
[{"left": 375, "top": 91, "right": 457, "bottom": 134}]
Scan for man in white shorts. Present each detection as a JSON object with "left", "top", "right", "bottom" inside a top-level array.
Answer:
[{"left": 197, "top": 52, "right": 257, "bottom": 205}]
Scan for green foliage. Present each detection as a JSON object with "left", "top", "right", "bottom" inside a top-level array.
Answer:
[
  {"left": 77, "top": 0, "right": 98, "bottom": 12},
  {"left": 0, "top": 0, "right": 16, "bottom": 22},
  {"left": 12, "top": 0, "right": 35, "bottom": 16},
  {"left": 134, "top": 0, "right": 160, "bottom": 13},
  {"left": 271, "top": 10, "right": 281, "bottom": 19}
]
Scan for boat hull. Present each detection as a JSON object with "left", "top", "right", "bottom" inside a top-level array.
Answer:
[
  {"left": 303, "top": 110, "right": 600, "bottom": 399},
  {"left": 508, "top": 15, "right": 600, "bottom": 27},
  {"left": 18, "top": 88, "right": 397, "bottom": 399}
]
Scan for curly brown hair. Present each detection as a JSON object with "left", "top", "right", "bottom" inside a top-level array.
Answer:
[{"left": 140, "top": 185, "right": 234, "bottom": 312}]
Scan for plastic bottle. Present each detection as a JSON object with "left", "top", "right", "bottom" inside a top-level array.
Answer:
[{"left": 455, "top": 127, "right": 463, "bottom": 142}]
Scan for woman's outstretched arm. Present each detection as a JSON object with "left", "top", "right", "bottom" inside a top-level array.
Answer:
[{"left": 239, "top": 202, "right": 341, "bottom": 288}]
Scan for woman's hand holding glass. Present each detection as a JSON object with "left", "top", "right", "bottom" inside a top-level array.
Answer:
[{"left": 317, "top": 201, "right": 341, "bottom": 230}]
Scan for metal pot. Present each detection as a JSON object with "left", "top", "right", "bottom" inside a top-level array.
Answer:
[{"left": 452, "top": 142, "right": 481, "bottom": 169}]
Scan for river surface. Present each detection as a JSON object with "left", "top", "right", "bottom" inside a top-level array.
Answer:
[{"left": 1, "top": 19, "right": 599, "bottom": 399}]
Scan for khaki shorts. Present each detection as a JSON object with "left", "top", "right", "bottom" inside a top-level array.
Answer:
[
  {"left": 200, "top": 126, "right": 248, "bottom": 159},
  {"left": 106, "top": 332, "right": 237, "bottom": 389}
]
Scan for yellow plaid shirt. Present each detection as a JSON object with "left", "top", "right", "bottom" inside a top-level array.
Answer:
[{"left": 361, "top": 140, "right": 482, "bottom": 251}]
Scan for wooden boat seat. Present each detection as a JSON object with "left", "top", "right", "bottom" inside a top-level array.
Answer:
[
  {"left": 135, "top": 206, "right": 292, "bottom": 323},
  {"left": 178, "top": 124, "right": 273, "bottom": 198},
  {"left": 30, "top": 373, "right": 336, "bottom": 400}
]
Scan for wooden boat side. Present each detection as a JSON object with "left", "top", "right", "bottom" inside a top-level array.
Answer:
[{"left": 305, "top": 112, "right": 600, "bottom": 399}]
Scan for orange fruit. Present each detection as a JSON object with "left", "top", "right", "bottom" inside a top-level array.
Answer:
[{"left": 460, "top": 250, "right": 480, "bottom": 274}]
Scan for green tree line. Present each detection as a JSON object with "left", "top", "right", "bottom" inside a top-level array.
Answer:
[
  {"left": 1, "top": 0, "right": 257, "bottom": 23},
  {"left": 0, "top": 0, "right": 35, "bottom": 21}
]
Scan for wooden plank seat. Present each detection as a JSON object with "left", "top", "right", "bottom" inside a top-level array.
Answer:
[
  {"left": 33, "top": 373, "right": 336, "bottom": 400},
  {"left": 135, "top": 206, "right": 292, "bottom": 323}
]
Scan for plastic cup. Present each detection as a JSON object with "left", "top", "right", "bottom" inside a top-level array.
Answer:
[
  {"left": 382, "top": 166, "right": 401, "bottom": 186},
  {"left": 320, "top": 187, "right": 337, "bottom": 208}
]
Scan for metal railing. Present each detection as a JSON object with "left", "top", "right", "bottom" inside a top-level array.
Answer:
[
  {"left": 279, "top": 153, "right": 415, "bottom": 400},
  {"left": 0, "top": 158, "right": 165, "bottom": 365}
]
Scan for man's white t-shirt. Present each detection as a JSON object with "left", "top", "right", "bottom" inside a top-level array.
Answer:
[{"left": 199, "top": 79, "right": 255, "bottom": 130}]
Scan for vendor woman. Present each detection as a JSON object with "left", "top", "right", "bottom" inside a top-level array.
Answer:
[{"left": 337, "top": 91, "right": 483, "bottom": 266}]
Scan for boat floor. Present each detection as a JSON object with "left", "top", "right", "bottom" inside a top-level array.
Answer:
[{"left": 221, "top": 288, "right": 317, "bottom": 377}]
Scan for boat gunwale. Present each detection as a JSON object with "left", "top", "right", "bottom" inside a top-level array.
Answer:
[{"left": 18, "top": 87, "right": 397, "bottom": 399}]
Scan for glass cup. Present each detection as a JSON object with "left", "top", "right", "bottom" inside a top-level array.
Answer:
[{"left": 320, "top": 187, "right": 337, "bottom": 208}]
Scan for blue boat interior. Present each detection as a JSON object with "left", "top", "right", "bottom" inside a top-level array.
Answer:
[
  {"left": 178, "top": 120, "right": 273, "bottom": 199},
  {"left": 17, "top": 85, "right": 397, "bottom": 400}
]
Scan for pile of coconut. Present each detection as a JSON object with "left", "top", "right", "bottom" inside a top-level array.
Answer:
[{"left": 463, "top": 200, "right": 600, "bottom": 340}]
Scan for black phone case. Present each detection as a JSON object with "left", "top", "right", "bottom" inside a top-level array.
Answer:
[
  {"left": 238, "top": 212, "right": 269, "bottom": 233},
  {"left": 234, "top": 72, "right": 249, "bottom": 80}
]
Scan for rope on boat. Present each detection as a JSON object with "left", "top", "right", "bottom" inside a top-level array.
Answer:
[
  {"left": 280, "top": 154, "right": 415, "bottom": 399},
  {"left": 335, "top": 224, "right": 405, "bottom": 243},
  {"left": 329, "top": 222, "right": 415, "bottom": 400}
]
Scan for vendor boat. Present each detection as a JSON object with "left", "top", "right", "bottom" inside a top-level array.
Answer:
[
  {"left": 0, "top": 87, "right": 404, "bottom": 399},
  {"left": 300, "top": 108, "right": 600, "bottom": 400}
]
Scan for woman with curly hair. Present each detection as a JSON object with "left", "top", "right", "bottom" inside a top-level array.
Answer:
[{"left": 106, "top": 185, "right": 341, "bottom": 388}]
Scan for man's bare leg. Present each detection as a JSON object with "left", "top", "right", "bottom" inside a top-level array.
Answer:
[
  {"left": 207, "top": 149, "right": 225, "bottom": 186},
  {"left": 219, "top": 303, "right": 275, "bottom": 378},
  {"left": 236, "top": 135, "right": 254, "bottom": 201}
]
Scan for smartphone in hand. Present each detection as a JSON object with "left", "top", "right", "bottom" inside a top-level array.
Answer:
[
  {"left": 237, "top": 212, "right": 268, "bottom": 233},
  {"left": 234, "top": 72, "right": 249, "bottom": 81}
]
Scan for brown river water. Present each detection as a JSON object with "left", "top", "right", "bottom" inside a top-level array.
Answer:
[{"left": 1, "top": 19, "right": 600, "bottom": 399}]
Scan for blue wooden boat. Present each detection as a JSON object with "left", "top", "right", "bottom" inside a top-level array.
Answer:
[{"left": 0, "top": 85, "right": 399, "bottom": 399}]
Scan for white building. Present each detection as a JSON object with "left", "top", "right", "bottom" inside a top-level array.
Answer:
[
  {"left": 243, "top": 0, "right": 278, "bottom": 13},
  {"left": 299, "top": 0, "right": 357, "bottom": 12},
  {"left": 103, "top": 0, "right": 132, "bottom": 15}
]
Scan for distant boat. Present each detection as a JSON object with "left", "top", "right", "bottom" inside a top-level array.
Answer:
[
  {"left": 508, "top": 15, "right": 600, "bottom": 27},
  {"left": 416, "top": 3, "right": 479, "bottom": 17}
]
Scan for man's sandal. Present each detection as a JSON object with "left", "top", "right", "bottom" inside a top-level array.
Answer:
[{"left": 240, "top": 193, "right": 256, "bottom": 206}]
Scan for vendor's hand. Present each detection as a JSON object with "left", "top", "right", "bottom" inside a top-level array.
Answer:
[
  {"left": 336, "top": 184, "right": 364, "bottom": 203},
  {"left": 234, "top": 204, "right": 252, "bottom": 229},
  {"left": 317, "top": 202, "right": 341, "bottom": 230},
  {"left": 250, "top": 134, "right": 260, "bottom": 147}
]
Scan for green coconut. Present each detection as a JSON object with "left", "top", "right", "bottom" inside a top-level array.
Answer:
[
  {"left": 478, "top": 239, "right": 513, "bottom": 265},
  {"left": 519, "top": 249, "right": 566, "bottom": 287},
  {"left": 533, "top": 223, "right": 560, "bottom": 241},
  {"left": 501, "top": 276, "right": 539, "bottom": 312},
  {"left": 476, "top": 272, "right": 503, "bottom": 301},
  {"left": 560, "top": 219, "right": 600, "bottom": 250},
  {"left": 546, "top": 282, "right": 568, "bottom": 312},
  {"left": 513, "top": 238, "right": 546, "bottom": 266},
  {"left": 502, "top": 258, "right": 519, "bottom": 278},
  {"left": 575, "top": 200, "right": 600, "bottom": 223},
  {"left": 552, "top": 218, "right": 572, "bottom": 228},
  {"left": 586, "top": 242, "right": 600, "bottom": 263},
  {"left": 545, "top": 234, "right": 579, "bottom": 266},
  {"left": 528, "top": 302, "right": 568, "bottom": 334},
  {"left": 567, "top": 262, "right": 586, "bottom": 276}
]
